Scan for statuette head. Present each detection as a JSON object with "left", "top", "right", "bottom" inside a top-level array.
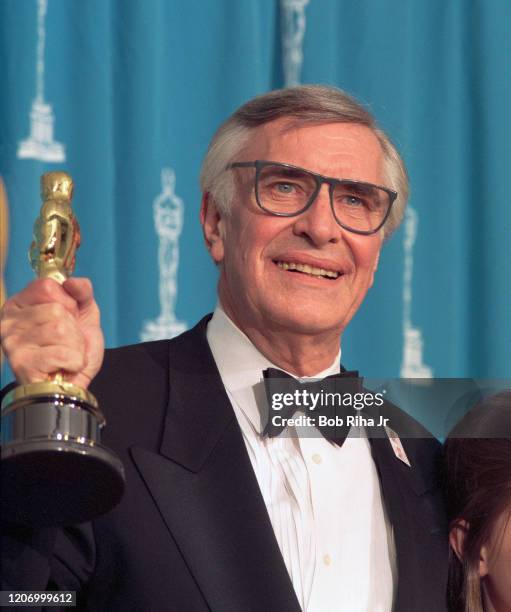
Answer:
[{"left": 41, "top": 171, "right": 74, "bottom": 201}]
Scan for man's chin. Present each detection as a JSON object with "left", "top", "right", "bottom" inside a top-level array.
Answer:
[{"left": 260, "top": 307, "right": 346, "bottom": 338}]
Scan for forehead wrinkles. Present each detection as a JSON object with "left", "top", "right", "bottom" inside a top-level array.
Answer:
[
  {"left": 273, "top": 119, "right": 378, "bottom": 151},
  {"left": 280, "top": 132, "right": 363, "bottom": 159},
  {"left": 237, "top": 120, "right": 385, "bottom": 185}
]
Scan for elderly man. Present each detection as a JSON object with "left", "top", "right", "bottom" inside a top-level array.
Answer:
[{"left": 1, "top": 86, "right": 447, "bottom": 611}]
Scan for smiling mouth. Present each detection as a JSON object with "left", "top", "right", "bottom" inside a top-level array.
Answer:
[{"left": 274, "top": 260, "right": 340, "bottom": 279}]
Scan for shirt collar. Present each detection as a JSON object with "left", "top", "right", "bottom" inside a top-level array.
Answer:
[{"left": 206, "top": 305, "right": 341, "bottom": 432}]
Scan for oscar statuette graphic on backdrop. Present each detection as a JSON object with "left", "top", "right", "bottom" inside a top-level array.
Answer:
[{"left": 1, "top": 172, "right": 125, "bottom": 527}]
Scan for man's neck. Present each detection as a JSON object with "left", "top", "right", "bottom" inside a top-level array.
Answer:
[{"left": 219, "top": 304, "right": 342, "bottom": 377}]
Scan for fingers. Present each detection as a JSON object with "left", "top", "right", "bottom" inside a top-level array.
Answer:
[
  {"left": 62, "top": 277, "right": 94, "bottom": 310},
  {"left": 1, "top": 303, "right": 86, "bottom": 384},
  {"left": 4, "top": 305, "right": 86, "bottom": 350},
  {"left": 7, "top": 346, "right": 88, "bottom": 385},
  {"left": 0, "top": 277, "right": 103, "bottom": 387},
  {"left": 63, "top": 278, "right": 101, "bottom": 329},
  {"left": 9, "top": 278, "right": 80, "bottom": 317}
]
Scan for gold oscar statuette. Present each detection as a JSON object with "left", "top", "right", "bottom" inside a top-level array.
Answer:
[{"left": 1, "top": 172, "right": 125, "bottom": 527}]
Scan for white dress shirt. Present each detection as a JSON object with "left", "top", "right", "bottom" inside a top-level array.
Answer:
[{"left": 207, "top": 306, "right": 396, "bottom": 612}]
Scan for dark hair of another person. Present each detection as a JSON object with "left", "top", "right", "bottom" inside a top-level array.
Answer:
[{"left": 443, "top": 391, "right": 511, "bottom": 612}]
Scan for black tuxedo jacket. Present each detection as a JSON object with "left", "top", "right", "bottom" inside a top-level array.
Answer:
[{"left": 2, "top": 316, "right": 448, "bottom": 611}]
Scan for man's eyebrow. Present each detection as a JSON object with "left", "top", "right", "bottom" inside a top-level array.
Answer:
[
  {"left": 338, "top": 180, "right": 375, "bottom": 194},
  {"left": 279, "top": 168, "right": 309, "bottom": 177},
  {"left": 265, "top": 166, "right": 310, "bottom": 178}
]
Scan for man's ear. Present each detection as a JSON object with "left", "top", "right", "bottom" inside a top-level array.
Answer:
[
  {"left": 368, "top": 245, "right": 382, "bottom": 288},
  {"left": 373, "top": 250, "right": 381, "bottom": 273},
  {"left": 449, "top": 519, "right": 469, "bottom": 562},
  {"left": 200, "top": 192, "right": 225, "bottom": 264}
]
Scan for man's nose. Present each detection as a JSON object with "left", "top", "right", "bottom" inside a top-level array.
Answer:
[{"left": 291, "top": 184, "right": 340, "bottom": 246}]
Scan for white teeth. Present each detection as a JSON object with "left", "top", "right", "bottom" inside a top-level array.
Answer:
[{"left": 276, "top": 261, "right": 339, "bottom": 279}]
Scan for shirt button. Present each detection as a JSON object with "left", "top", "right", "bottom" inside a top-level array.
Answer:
[
  {"left": 323, "top": 554, "right": 332, "bottom": 566},
  {"left": 312, "top": 453, "right": 322, "bottom": 464}
]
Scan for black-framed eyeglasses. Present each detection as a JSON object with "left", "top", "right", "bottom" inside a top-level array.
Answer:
[{"left": 227, "top": 160, "right": 397, "bottom": 235}]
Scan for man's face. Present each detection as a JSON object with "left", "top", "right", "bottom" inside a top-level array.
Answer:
[{"left": 202, "top": 119, "right": 386, "bottom": 339}]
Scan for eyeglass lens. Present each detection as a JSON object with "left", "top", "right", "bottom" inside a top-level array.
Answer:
[{"left": 256, "top": 164, "right": 390, "bottom": 233}]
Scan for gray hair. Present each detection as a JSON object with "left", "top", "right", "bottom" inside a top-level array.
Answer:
[{"left": 200, "top": 85, "right": 408, "bottom": 238}]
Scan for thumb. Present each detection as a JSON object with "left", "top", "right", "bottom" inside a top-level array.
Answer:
[{"left": 62, "top": 277, "right": 95, "bottom": 311}]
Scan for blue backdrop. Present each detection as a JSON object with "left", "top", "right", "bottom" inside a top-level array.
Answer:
[{"left": 1, "top": 0, "right": 510, "bottom": 385}]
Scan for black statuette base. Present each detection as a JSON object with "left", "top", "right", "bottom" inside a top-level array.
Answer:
[{"left": 1, "top": 397, "right": 125, "bottom": 527}]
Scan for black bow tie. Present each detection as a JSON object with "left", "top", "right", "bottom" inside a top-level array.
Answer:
[{"left": 262, "top": 367, "right": 362, "bottom": 446}]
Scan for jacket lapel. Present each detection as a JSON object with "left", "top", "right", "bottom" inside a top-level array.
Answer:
[
  {"left": 366, "top": 400, "right": 448, "bottom": 611},
  {"left": 131, "top": 317, "right": 301, "bottom": 612}
]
